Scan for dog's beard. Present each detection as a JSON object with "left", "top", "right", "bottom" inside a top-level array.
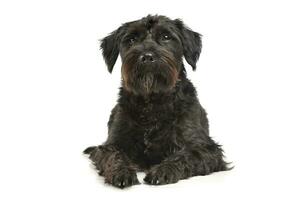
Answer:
[{"left": 122, "top": 51, "right": 179, "bottom": 95}]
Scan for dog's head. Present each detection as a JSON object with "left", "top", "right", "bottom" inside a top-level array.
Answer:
[{"left": 101, "top": 15, "right": 202, "bottom": 95}]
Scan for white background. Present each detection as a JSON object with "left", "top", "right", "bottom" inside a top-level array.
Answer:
[{"left": 0, "top": 0, "right": 300, "bottom": 199}]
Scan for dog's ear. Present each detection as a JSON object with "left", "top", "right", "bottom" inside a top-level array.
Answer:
[
  {"left": 100, "top": 27, "right": 124, "bottom": 73},
  {"left": 174, "top": 19, "right": 202, "bottom": 70}
]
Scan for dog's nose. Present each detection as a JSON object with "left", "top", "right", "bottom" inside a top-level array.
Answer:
[{"left": 139, "top": 52, "right": 155, "bottom": 63}]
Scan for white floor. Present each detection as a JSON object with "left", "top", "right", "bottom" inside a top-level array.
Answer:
[{"left": 2, "top": 136, "right": 298, "bottom": 200}]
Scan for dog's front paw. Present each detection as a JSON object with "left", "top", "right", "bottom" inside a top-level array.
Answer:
[
  {"left": 107, "top": 168, "right": 140, "bottom": 189},
  {"left": 144, "top": 163, "right": 180, "bottom": 185}
]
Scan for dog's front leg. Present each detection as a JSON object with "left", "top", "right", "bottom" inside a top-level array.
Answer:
[
  {"left": 144, "top": 141, "right": 227, "bottom": 185},
  {"left": 84, "top": 145, "right": 139, "bottom": 188}
]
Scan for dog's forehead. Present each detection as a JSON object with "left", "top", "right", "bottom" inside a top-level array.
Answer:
[{"left": 125, "top": 16, "right": 176, "bottom": 34}]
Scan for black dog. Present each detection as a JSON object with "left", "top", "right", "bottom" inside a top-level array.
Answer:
[{"left": 84, "top": 15, "right": 229, "bottom": 188}]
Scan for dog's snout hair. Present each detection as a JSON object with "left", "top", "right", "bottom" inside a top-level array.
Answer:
[{"left": 122, "top": 46, "right": 179, "bottom": 94}]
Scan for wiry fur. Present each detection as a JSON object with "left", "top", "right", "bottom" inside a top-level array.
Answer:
[{"left": 84, "top": 15, "right": 230, "bottom": 189}]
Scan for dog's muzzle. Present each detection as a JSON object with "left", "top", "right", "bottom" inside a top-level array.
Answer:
[{"left": 121, "top": 49, "right": 179, "bottom": 95}]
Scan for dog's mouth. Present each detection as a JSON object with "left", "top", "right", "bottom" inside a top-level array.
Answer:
[{"left": 122, "top": 51, "right": 179, "bottom": 95}]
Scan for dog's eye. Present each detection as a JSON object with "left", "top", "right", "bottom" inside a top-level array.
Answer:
[
  {"left": 129, "top": 37, "right": 136, "bottom": 45},
  {"left": 161, "top": 34, "right": 171, "bottom": 41}
]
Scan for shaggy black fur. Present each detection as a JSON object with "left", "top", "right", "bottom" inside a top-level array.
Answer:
[{"left": 84, "top": 15, "right": 230, "bottom": 189}]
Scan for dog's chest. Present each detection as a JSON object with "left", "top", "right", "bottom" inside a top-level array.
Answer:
[
  {"left": 133, "top": 102, "right": 183, "bottom": 163},
  {"left": 123, "top": 94, "right": 184, "bottom": 165},
  {"left": 134, "top": 100, "right": 174, "bottom": 130}
]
